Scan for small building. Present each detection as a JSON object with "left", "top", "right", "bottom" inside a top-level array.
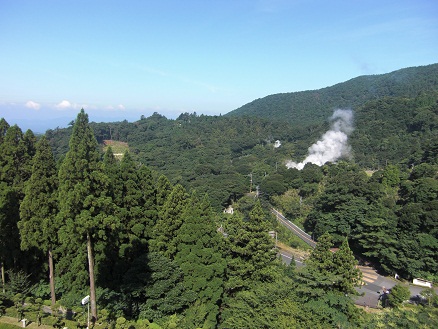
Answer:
[
  {"left": 413, "top": 278, "right": 433, "bottom": 288},
  {"left": 223, "top": 205, "right": 234, "bottom": 214}
]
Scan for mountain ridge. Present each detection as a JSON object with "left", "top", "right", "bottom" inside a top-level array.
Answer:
[{"left": 226, "top": 63, "right": 438, "bottom": 124}]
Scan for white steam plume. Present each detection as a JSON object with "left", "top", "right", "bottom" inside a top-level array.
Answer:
[{"left": 286, "top": 109, "right": 354, "bottom": 170}]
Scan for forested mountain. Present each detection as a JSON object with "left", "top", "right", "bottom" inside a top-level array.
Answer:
[
  {"left": 44, "top": 89, "right": 438, "bottom": 210},
  {"left": 227, "top": 63, "right": 438, "bottom": 125}
]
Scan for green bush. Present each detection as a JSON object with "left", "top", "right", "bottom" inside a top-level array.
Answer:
[
  {"left": 24, "top": 297, "right": 34, "bottom": 304},
  {"left": 389, "top": 284, "right": 411, "bottom": 308},
  {"left": 31, "top": 280, "right": 50, "bottom": 300},
  {"left": 63, "top": 319, "right": 80, "bottom": 329},
  {"left": 4, "top": 306, "right": 19, "bottom": 318},
  {"left": 148, "top": 323, "right": 162, "bottom": 329},
  {"left": 41, "top": 315, "right": 64, "bottom": 328}
]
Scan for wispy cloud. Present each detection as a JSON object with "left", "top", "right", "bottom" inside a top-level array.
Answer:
[
  {"left": 56, "top": 100, "right": 72, "bottom": 109},
  {"left": 25, "top": 100, "right": 41, "bottom": 110}
]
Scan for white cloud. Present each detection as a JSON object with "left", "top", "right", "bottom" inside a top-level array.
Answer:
[
  {"left": 25, "top": 100, "right": 41, "bottom": 110},
  {"left": 56, "top": 100, "right": 72, "bottom": 109},
  {"left": 117, "top": 104, "right": 125, "bottom": 110}
]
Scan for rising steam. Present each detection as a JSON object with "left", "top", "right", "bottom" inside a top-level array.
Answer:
[{"left": 286, "top": 109, "right": 354, "bottom": 170}]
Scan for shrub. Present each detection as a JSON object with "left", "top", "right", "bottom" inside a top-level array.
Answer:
[
  {"left": 24, "top": 296, "right": 34, "bottom": 304},
  {"left": 389, "top": 284, "right": 410, "bottom": 308},
  {"left": 41, "top": 315, "right": 64, "bottom": 328},
  {"left": 64, "top": 319, "right": 80, "bottom": 329}
]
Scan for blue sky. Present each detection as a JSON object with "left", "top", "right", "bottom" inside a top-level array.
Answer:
[{"left": 1, "top": 0, "right": 437, "bottom": 132}]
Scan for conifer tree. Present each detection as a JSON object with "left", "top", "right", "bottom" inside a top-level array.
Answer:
[
  {"left": 115, "top": 152, "right": 155, "bottom": 262},
  {"left": 297, "top": 233, "right": 361, "bottom": 300},
  {"left": 296, "top": 233, "right": 337, "bottom": 300},
  {"left": 0, "top": 118, "right": 10, "bottom": 144},
  {"left": 0, "top": 125, "right": 31, "bottom": 192},
  {"left": 136, "top": 164, "right": 157, "bottom": 238},
  {"left": 0, "top": 182, "right": 17, "bottom": 293},
  {"left": 224, "top": 200, "right": 278, "bottom": 294},
  {"left": 57, "top": 109, "right": 116, "bottom": 321},
  {"left": 175, "top": 195, "right": 226, "bottom": 328},
  {"left": 150, "top": 184, "right": 188, "bottom": 259},
  {"left": 332, "top": 238, "right": 362, "bottom": 295},
  {"left": 0, "top": 124, "right": 34, "bottom": 290},
  {"left": 18, "top": 136, "right": 58, "bottom": 306},
  {"left": 155, "top": 174, "right": 172, "bottom": 209},
  {"left": 102, "top": 146, "right": 119, "bottom": 200}
]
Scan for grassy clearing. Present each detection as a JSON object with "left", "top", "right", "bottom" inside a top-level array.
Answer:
[
  {"left": 0, "top": 316, "right": 51, "bottom": 329},
  {"left": 102, "top": 140, "right": 129, "bottom": 159}
]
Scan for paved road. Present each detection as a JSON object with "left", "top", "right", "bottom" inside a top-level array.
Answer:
[
  {"left": 272, "top": 209, "right": 317, "bottom": 248},
  {"left": 279, "top": 251, "right": 427, "bottom": 308},
  {"left": 274, "top": 209, "right": 434, "bottom": 307}
]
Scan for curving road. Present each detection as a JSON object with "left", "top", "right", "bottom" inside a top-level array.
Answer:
[
  {"left": 272, "top": 209, "right": 317, "bottom": 248},
  {"left": 274, "top": 209, "right": 430, "bottom": 308}
]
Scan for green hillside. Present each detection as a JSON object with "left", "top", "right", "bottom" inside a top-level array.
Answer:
[
  {"left": 1, "top": 64, "right": 438, "bottom": 328},
  {"left": 43, "top": 89, "right": 437, "bottom": 213},
  {"left": 227, "top": 63, "right": 438, "bottom": 125}
]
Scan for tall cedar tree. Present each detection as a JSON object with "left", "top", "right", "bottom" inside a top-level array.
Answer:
[
  {"left": 150, "top": 184, "right": 188, "bottom": 259},
  {"left": 297, "top": 233, "right": 361, "bottom": 299},
  {"left": 332, "top": 238, "right": 362, "bottom": 295},
  {"left": 0, "top": 124, "right": 35, "bottom": 291},
  {"left": 18, "top": 136, "right": 59, "bottom": 306},
  {"left": 155, "top": 175, "right": 172, "bottom": 209},
  {"left": 0, "top": 119, "right": 9, "bottom": 291},
  {"left": 175, "top": 195, "right": 226, "bottom": 328},
  {"left": 99, "top": 147, "right": 122, "bottom": 286},
  {"left": 296, "top": 233, "right": 336, "bottom": 301},
  {"left": 112, "top": 151, "right": 157, "bottom": 282},
  {"left": 57, "top": 109, "right": 116, "bottom": 321},
  {"left": 121, "top": 252, "right": 195, "bottom": 321},
  {"left": 224, "top": 200, "right": 278, "bottom": 295},
  {"left": 116, "top": 152, "right": 151, "bottom": 260}
]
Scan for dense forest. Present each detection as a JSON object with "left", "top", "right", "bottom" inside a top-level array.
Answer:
[
  {"left": 228, "top": 63, "right": 438, "bottom": 125},
  {"left": 1, "top": 63, "right": 438, "bottom": 328}
]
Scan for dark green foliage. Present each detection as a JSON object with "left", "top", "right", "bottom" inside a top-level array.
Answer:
[
  {"left": 364, "top": 306, "right": 438, "bottom": 328},
  {"left": 1, "top": 63, "right": 438, "bottom": 328},
  {"left": 306, "top": 162, "right": 375, "bottom": 243},
  {"left": 18, "top": 136, "right": 59, "bottom": 251},
  {"left": 150, "top": 184, "right": 189, "bottom": 259},
  {"left": 121, "top": 252, "right": 195, "bottom": 321},
  {"left": 18, "top": 135, "right": 59, "bottom": 305},
  {"left": 175, "top": 195, "right": 226, "bottom": 328},
  {"left": 393, "top": 164, "right": 438, "bottom": 279},
  {"left": 115, "top": 152, "right": 156, "bottom": 260},
  {"left": 219, "top": 279, "right": 313, "bottom": 329},
  {"left": 224, "top": 200, "right": 279, "bottom": 294},
  {"left": 0, "top": 182, "right": 20, "bottom": 280},
  {"left": 297, "top": 233, "right": 361, "bottom": 299},
  {"left": 57, "top": 109, "right": 118, "bottom": 320},
  {"left": 57, "top": 109, "right": 117, "bottom": 282},
  {"left": 0, "top": 122, "right": 35, "bottom": 288},
  {"left": 388, "top": 284, "right": 411, "bottom": 308},
  {"left": 228, "top": 63, "right": 438, "bottom": 124},
  {"left": 5, "top": 270, "right": 32, "bottom": 297}
]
